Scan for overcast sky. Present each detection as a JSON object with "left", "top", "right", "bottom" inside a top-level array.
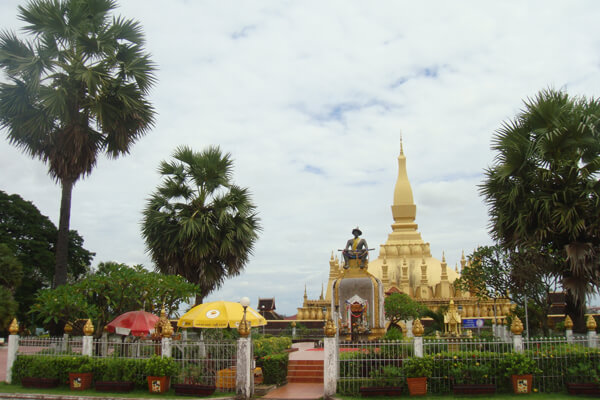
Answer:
[{"left": 1, "top": 1, "right": 600, "bottom": 316}]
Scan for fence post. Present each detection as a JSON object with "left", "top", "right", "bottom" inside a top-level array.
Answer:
[
  {"left": 5, "top": 319, "right": 19, "bottom": 384},
  {"left": 511, "top": 316, "right": 524, "bottom": 353},
  {"left": 565, "top": 316, "right": 574, "bottom": 343},
  {"left": 101, "top": 330, "right": 108, "bottom": 356},
  {"left": 586, "top": 315, "right": 598, "bottom": 349},
  {"left": 323, "top": 314, "right": 337, "bottom": 398},
  {"left": 161, "top": 321, "right": 174, "bottom": 357},
  {"left": 236, "top": 316, "right": 253, "bottom": 400},
  {"left": 413, "top": 319, "right": 424, "bottom": 357},
  {"left": 62, "top": 322, "right": 72, "bottom": 352},
  {"left": 82, "top": 319, "right": 94, "bottom": 357}
]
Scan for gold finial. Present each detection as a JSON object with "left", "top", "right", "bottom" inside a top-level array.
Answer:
[
  {"left": 291, "top": 321, "right": 296, "bottom": 328},
  {"left": 64, "top": 322, "right": 73, "bottom": 334},
  {"left": 442, "top": 251, "right": 446, "bottom": 263},
  {"left": 330, "top": 251, "right": 334, "bottom": 260},
  {"left": 564, "top": 315, "right": 574, "bottom": 330},
  {"left": 304, "top": 284, "right": 307, "bottom": 299},
  {"left": 9, "top": 318, "right": 18, "bottom": 335},
  {"left": 400, "top": 133, "right": 404, "bottom": 155},
  {"left": 412, "top": 318, "right": 424, "bottom": 337},
  {"left": 324, "top": 310, "right": 336, "bottom": 337},
  {"left": 83, "top": 319, "right": 94, "bottom": 336},
  {"left": 162, "top": 320, "right": 173, "bottom": 338},
  {"left": 587, "top": 315, "right": 597, "bottom": 331},
  {"left": 510, "top": 315, "right": 524, "bottom": 335},
  {"left": 238, "top": 319, "right": 250, "bottom": 337}
]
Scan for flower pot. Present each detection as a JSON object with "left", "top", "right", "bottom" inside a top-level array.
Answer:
[
  {"left": 359, "top": 386, "right": 404, "bottom": 396},
  {"left": 21, "top": 377, "right": 60, "bottom": 388},
  {"left": 95, "top": 381, "right": 135, "bottom": 393},
  {"left": 406, "top": 377, "right": 427, "bottom": 396},
  {"left": 511, "top": 374, "right": 532, "bottom": 394},
  {"left": 69, "top": 372, "right": 93, "bottom": 390},
  {"left": 452, "top": 384, "right": 496, "bottom": 395},
  {"left": 172, "top": 383, "right": 216, "bottom": 396},
  {"left": 147, "top": 376, "right": 170, "bottom": 393},
  {"left": 566, "top": 382, "right": 600, "bottom": 395}
]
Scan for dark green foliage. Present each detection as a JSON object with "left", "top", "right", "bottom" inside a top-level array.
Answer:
[
  {"left": 141, "top": 146, "right": 261, "bottom": 304},
  {"left": 384, "top": 293, "right": 428, "bottom": 326},
  {"left": 253, "top": 336, "right": 292, "bottom": 359},
  {"left": 0, "top": 191, "right": 93, "bottom": 326},
  {"left": 370, "top": 365, "right": 404, "bottom": 387},
  {"left": 481, "top": 88, "right": 600, "bottom": 328},
  {"left": 259, "top": 353, "right": 288, "bottom": 385},
  {"left": 144, "top": 355, "right": 179, "bottom": 377},
  {"left": 31, "top": 262, "right": 197, "bottom": 335}
]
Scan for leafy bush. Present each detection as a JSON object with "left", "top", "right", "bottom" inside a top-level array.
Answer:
[
  {"left": 253, "top": 336, "right": 291, "bottom": 359},
  {"left": 448, "top": 361, "right": 492, "bottom": 384},
  {"left": 567, "top": 361, "right": 599, "bottom": 384},
  {"left": 384, "top": 327, "right": 404, "bottom": 340},
  {"left": 498, "top": 352, "right": 541, "bottom": 378},
  {"left": 144, "top": 355, "right": 179, "bottom": 377},
  {"left": 370, "top": 365, "right": 404, "bottom": 387},
  {"left": 67, "top": 355, "right": 93, "bottom": 373},
  {"left": 403, "top": 356, "right": 433, "bottom": 378},
  {"left": 260, "top": 353, "right": 288, "bottom": 385}
]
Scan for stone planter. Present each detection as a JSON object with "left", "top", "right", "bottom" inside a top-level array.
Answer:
[
  {"left": 21, "top": 377, "right": 60, "bottom": 389},
  {"left": 147, "top": 376, "right": 170, "bottom": 393},
  {"left": 511, "top": 374, "right": 532, "bottom": 394},
  {"left": 68, "top": 372, "right": 93, "bottom": 390},
  {"left": 95, "top": 381, "right": 135, "bottom": 393},
  {"left": 566, "top": 382, "right": 600, "bottom": 396},
  {"left": 172, "top": 383, "right": 216, "bottom": 396},
  {"left": 406, "top": 377, "right": 427, "bottom": 396},
  {"left": 452, "top": 384, "right": 496, "bottom": 395},
  {"left": 359, "top": 386, "right": 404, "bottom": 396}
]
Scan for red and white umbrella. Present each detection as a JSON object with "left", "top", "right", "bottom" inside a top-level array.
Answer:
[{"left": 105, "top": 310, "right": 159, "bottom": 336}]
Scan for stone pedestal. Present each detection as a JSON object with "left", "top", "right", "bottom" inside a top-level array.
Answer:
[
  {"left": 5, "top": 334, "right": 18, "bottom": 383},
  {"left": 82, "top": 335, "right": 93, "bottom": 357},
  {"left": 414, "top": 336, "right": 423, "bottom": 357},
  {"left": 236, "top": 337, "right": 253, "bottom": 399},
  {"left": 324, "top": 337, "right": 338, "bottom": 397},
  {"left": 513, "top": 334, "right": 523, "bottom": 353},
  {"left": 161, "top": 337, "right": 172, "bottom": 358}
]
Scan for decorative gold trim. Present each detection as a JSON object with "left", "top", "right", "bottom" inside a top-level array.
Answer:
[
  {"left": 9, "top": 318, "right": 18, "bottom": 335},
  {"left": 324, "top": 311, "right": 336, "bottom": 337},
  {"left": 64, "top": 322, "right": 73, "bottom": 334},
  {"left": 510, "top": 316, "right": 524, "bottom": 335},
  {"left": 587, "top": 315, "right": 597, "bottom": 331},
  {"left": 83, "top": 319, "right": 94, "bottom": 336},
  {"left": 412, "top": 318, "right": 424, "bottom": 337},
  {"left": 564, "top": 315, "right": 574, "bottom": 330}
]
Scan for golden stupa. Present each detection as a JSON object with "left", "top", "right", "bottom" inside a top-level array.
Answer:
[{"left": 297, "top": 140, "right": 511, "bottom": 323}]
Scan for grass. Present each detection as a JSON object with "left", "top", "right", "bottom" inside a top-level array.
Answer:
[
  {"left": 338, "top": 395, "right": 577, "bottom": 400},
  {"left": 0, "top": 382, "right": 233, "bottom": 399}
]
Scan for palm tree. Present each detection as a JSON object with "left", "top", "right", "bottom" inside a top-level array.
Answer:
[
  {"left": 141, "top": 146, "right": 261, "bottom": 305},
  {"left": 480, "top": 88, "right": 600, "bottom": 329},
  {"left": 0, "top": 0, "right": 156, "bottom": 287}
]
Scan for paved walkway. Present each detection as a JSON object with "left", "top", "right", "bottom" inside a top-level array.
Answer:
[{"left": 262, "top": 342, "right": 324, "bottom": 400}]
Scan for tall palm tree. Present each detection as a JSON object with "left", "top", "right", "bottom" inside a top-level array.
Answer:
[
  {"left": 141, "top": 146, "right": 261, "bottom": 305},
  {"left": 0, "top": 0, "right": 156, "bottom": 287},
  {"left": 480, "top": 88, "right": 600, "bottom": 328}
]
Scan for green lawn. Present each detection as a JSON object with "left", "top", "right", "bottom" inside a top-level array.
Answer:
[
  {"left": 0, "top": 382, "right": 233, "bottom": 399},
  {"left": 338, "top": 394, "right": 578, "bottom": 400}
]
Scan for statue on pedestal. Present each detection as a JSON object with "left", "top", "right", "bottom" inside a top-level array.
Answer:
[{"left": 342, "top": 227, "right": 370, "bottom": 269}]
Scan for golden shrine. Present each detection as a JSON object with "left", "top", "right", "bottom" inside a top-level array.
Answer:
[{"left": 297, "top": 141, "right": 511, "bottom": 327}]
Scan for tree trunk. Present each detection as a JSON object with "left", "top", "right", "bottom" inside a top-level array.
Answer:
[
  {"left": 565, "top": 290, "right": 586, "bottom": 333},
  {"left": 53, "top": 179, "right": 74, "bottom": 288},
  {"left": 195, "top": 294, "right": 204, "bottom": 306}
]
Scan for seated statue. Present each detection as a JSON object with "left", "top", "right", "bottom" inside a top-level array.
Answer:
[{"left": 342, "top": 227, "right": 369, "bottom": 269}]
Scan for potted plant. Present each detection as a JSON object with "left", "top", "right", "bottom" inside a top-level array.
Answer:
[
  {"left": 17, "top": 356, "right": 60, "bottom": 388},
  {"left": 499, "top": 352, "right": 541, "bottom": 394},
  {"left": 566, "top": 361, "right": 600, "bottom": 395},
  {"left": 68, "top": 356, "right": 94, "bottom": 391},
  {"left": 359, "top": 365, "right": 404, "bottom": 396},
  {"left": 172, "top": 363, "right": 216, "bottom": 396},
  {"left": 145, "top": 355, "right": 179, "bottom": 393},
  {"left": 448, "top": 361, "right": 495, "bottom": 395},
  {"left": 403, "top": 356, "right": 433, "bottom": 396},
  {"left": 94, "top": 358, "right": 135, "bottom": 393}
]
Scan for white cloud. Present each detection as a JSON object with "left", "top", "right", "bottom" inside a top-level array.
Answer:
[{"left": 2, "top": 0, "right": 600, "bottom": 315}]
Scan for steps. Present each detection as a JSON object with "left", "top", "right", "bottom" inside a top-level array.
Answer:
[{"left": 287, "top": 360, "right": 324, "bottom": 383}]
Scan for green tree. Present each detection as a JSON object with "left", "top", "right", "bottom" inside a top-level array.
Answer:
[
  {"left": 0, "top": 244, "right": 23, "bottom": 332},
  {"left": 141, "top": 146, "right": 261, "bottom": 305},
  {"left": 455, "top": 245, "right": 561, "bottom": 335},
  {"left": 384, "top": 293, "right": 428, "bottom": 328},
  {"left": 0, "top": 0, "right": 156, "bottom": 288},
  {"left": 31, "top": 261, "right": 197, "bottom": 336},
  {"left": 480, "top": 88, "right": 600, "bottom": 329},
  {"left": 0, "top": 190, "right": 93, "bottom": 324}
]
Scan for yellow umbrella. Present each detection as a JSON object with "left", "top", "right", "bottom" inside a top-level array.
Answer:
[{"left": 177, "top": 301, "right": 267, "bottom": 328}]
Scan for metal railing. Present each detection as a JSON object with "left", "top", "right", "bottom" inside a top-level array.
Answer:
[
  {"left": 17, "top": 336, "right": 83, "bottom": 356},
  {"left": 172, "top": 340, "right": 237, "bottom": 391},
  {"left": 92, "top": 337, "right": 159, "bottom": 359}
]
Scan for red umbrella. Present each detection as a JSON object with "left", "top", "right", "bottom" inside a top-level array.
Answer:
[{"left": 105, "top": 310, "right": 159, "bottom": 337}]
